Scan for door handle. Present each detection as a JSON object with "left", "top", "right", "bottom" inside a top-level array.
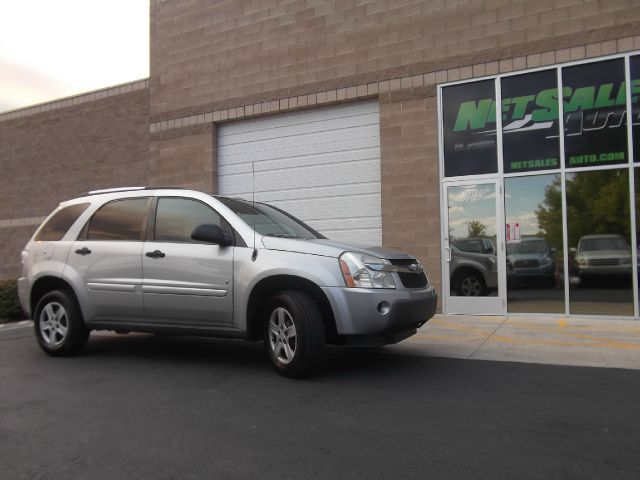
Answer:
[
  {"left": 445, "top": 246, "right": 452, "bottom": 262},
  {"left": 145, "top": 250, "right": 166, "bottom": 259},
  {"left": 75, "top": 247, "right": 92, "bottom": 255}
]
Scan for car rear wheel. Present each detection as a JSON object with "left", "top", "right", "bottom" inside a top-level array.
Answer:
[
  {"left": 454, "top": 271, "right": 486, "bottom": 296},
  {"left": 34, "top": 290, "right": 89, "bottom": 356},
  {"left": 263, "top": 290, "right": 325, "bottom": 378}
]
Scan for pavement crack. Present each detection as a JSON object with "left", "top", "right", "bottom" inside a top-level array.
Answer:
[{"left": 466, "top": 316, "right": 508, "bottom": 360}]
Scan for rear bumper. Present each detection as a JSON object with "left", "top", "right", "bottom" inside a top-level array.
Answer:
[
  {"left": 17, "top": 276, "right": 30, "bottom": 317},
  {"left": 321, "top": 284, "right": 437, "bottom": 341}
]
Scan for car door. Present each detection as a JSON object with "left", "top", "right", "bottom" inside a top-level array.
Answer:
[
  {"left": 66, "top": 197, "right": 150, "bottom": 322},
  {"left": 142, "top": 196, "right": 234, "bottom": 326}
]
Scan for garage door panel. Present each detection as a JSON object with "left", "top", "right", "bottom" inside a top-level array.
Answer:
[
  {"left": 321, "top": 228, "right": 383, "bottom": 245},
  {"left": 226, "top": 182, "right": 380, "bottom": 203},
  {"left": 221, "top": 159, "right": 380, "bottom": 194},
  {"left": 218, "top": 147, "right": 379, "bottom": 176},
  {"left": 219, "top": 124, "right": 380, "bottom": 161},
  {"left": 219, "top": 103, "right": 379, "bottom": 137},
  {"left": 219, "top": 138, "right": 379, "bottom": 165},
  {"left": 219, "top": 112, "right": 379, "bottom": 146},
  {"left": 219, "top": 101, "right": 381, "bottom": 244},
  {"left": 271, "top": 194, "right": 381, "bottom": 221}
]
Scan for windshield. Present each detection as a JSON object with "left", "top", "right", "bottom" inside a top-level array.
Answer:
[
  {"left": 216, "top": 197, "right": 324, "bottom": 240},
  {"left": 579, "top": 236, "right": 629, "bottom": 252},
  {"left": 507, "top": 239, "right": 550, "bottom": 255}
]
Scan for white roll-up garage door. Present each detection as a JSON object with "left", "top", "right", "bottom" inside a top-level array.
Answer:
[{"left": 218, "top": 101, "right": 382, "bottom": 244}]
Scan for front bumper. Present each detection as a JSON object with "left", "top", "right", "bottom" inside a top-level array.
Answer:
[{"left": 321, "top": 284, "right": 437, "bottom": 341}]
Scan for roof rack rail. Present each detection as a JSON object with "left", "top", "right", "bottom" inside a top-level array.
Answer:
[{"left": 85, "top": 186, "right": 189, "bottom": 195}]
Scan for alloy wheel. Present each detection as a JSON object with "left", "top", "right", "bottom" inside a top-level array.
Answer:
[
  {"left": 39, "top": 302, "right": 69, "bottom": 347},
  {"left": 268, "top": 307, "right": 297, "bottom": 364}
]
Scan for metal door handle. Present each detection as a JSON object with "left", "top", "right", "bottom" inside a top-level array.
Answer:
[
  {"left": 75, "top": 247, "right": 92, "bottom": 255},
  {"left": 445, "top": 246, "right": 452, "bottom": 262},
  {"left": 145, "top": 250, "right": 166, "bottom": 258}
]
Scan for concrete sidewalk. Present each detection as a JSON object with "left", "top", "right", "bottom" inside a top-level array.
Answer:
[{"left": 391, "top": 314, "right": 640, "bottom": 370}]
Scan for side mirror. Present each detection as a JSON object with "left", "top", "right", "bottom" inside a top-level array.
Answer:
[
  {"left": 569, "top": 247, "right": 577, "bottom": 255},
  {"left": 486, "top": 247, "right": 494, "bottom": 255},
  {"left": 550, "top": 247, "right": 557, "bottom": 254},
  {"left": 191, "top": 224, "right": 233, "bottom": 246}
]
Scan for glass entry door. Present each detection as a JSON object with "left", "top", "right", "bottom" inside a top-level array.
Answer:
[{"left": 442, "top": 180, "right": 506, "bottom": 315}]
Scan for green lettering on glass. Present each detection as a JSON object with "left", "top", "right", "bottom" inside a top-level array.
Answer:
[
  {"left": 564, "top": 86, "right": 595, "bottom": 113},
  {"left": 511, "top": 95, "right": 535, "bottom": 120},
  {"left": 531, "top": 88, "right": 559, "bottom": 122},
  {"left": 453, "top": 98, "right": 494, "bottom": 131}
]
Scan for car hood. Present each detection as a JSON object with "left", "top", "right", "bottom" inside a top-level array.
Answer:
[{"left": 260, "top": 237, "right": 416, "bottom": 260}]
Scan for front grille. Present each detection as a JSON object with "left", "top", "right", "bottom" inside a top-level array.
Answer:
[
  {"left": 588, "top": 258, "right": 621, "bottom": 266},
  {"left": 514, "top": 259, "right": 539, "bottom": 268},
  {"left": 388, "top": 259, "right": 428, "bottom": 289}
]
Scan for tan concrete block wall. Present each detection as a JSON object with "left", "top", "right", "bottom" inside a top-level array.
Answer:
[
  {"left": 380, "top": 95, "right": 441, "bottom": 298},
  {"left": 0, "top": 89, "right": 149, "bottom": 278},
  {"left": 148, "top": 127, "right": 215, "bottom": 192},
  {"left": 150, "top": 0, "right": 640, "bottom": 121}
]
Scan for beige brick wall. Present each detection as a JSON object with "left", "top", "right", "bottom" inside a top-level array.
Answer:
[
  {"left": 148, "top": 126, "right": 215, "bottom": 192},
  {"left": 0, "top": 88, "right": 149, "bottom": 278},
  {"left": 380, "top": 94, "right": 441, "bottom": 298},
  {"left": 149, "top": 0, "right": 640, "bottom": 122}
]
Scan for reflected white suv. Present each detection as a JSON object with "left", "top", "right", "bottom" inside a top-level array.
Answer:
[{"left": 18, "top": 188, "right": 437, "bottom": 377}]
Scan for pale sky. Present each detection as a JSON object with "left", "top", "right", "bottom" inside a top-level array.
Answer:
[{"left": 0, "top": 0, "right": 149, "bottom": 113}]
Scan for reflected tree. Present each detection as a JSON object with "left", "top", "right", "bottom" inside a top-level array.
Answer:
[
  {"left": 535, "top": 170, "right": 630, "bottom": 249},
  {"left": 467, "top": 220, "right": 487, "bottom": 237}
]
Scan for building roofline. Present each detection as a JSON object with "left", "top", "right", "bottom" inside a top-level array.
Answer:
[{"left": 0, "top": 77, "right": 149, "bottom": 123}]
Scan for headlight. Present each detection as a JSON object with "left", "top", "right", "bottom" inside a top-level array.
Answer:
[
  {"left": 541, "top": 256, "right": 553, "bottom": 266},
  {"left": 577, "top": 257, "right": 587, "bottom": 266},
  {"left": 339, "top": 252, "right": 396, "bottom": 289},
  {"left": 621, "top": 257, "right": 631, "bottom": 265}
]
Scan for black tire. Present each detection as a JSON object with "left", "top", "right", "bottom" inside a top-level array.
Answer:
[
  {"left": 33, "top": 289, "right": 89, "bottom": 357},
  {"left": 453, "top": 271, "right": 486, "bottom": 296},
  {"left": 263, "top": 290, "right": 326, "bottom": 378}
]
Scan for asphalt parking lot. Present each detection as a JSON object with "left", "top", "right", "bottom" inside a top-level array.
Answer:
[{"left": 1, "top": 324, "right": 639, "bottom": 480}]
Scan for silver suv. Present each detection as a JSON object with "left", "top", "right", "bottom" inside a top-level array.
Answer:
[{"left": 18, "top": 188, "right": 437, "bottom": 377}]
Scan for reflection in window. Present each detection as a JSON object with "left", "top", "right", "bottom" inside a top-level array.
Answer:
[
  {"left": 505, "top": 175, "right": 564, "bottom": 313},
  {"left": 566, "top": 169, "right": 633, "bottom": 315},
  {"left": 562, "top": 59, "right": 628, "bottom": 168},
  {"left": 447, "top": 184, "right": 498, "bottom": 297},
  {"left": 87, "top": 198, "right": 148, "bottom": 241},
  {"left": 35, "top": 203, "right": 90, "bottom": 241},
  {"left": 154, "top": 198, "right": 223, "bottom": 243}
]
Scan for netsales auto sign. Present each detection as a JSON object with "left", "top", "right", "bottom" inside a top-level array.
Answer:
[{"left": 442, "top": 57, "right": 640, "bottom": 177}]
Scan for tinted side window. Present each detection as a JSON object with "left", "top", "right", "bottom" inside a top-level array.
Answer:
[
  {"left": 35, "top": 203, "right": 90, "bottom": 241},
  {"left": 154, "top": 198, "right": 224, "bottom": 243},
  {"left": 87, "top": 198, "right": 149, "bottom": 241}
]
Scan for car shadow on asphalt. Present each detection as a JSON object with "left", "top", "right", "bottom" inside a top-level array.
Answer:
[{"left": 81, "top": 333, "right": 437, "bottom": 380}]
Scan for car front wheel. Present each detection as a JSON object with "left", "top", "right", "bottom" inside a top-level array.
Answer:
[
  {"left": 34, "top": 289, "right": 89, "bottom": 357},
  {"left": 263, "top": 290, "right": 325, "bottom": 378}
]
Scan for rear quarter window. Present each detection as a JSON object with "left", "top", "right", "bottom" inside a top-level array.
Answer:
[{"left": 34, "top": 203, "right": 90, "bottom": 241}]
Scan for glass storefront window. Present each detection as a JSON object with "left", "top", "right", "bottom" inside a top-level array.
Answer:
[
  {"left": 442, "top": 80, "right": 497, "bottom": 177},
  {"left": 562, "top": 59, "right": 628, "bottom": 169},
  {"left": 505, "top": 175, "right": 564, "bottom": 313},
  {"left": 501, "top": 70, "right": 560, "bottom": 174},
  {"left": 631, "top": 55, "right": 640, "bottom": 163},
  {"left": 566, "top": 169, "right": 633, "bottom": 315}
]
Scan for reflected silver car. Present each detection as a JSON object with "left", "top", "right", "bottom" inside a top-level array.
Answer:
[
  {"left": 18, "top": 188, "right": 437, "bottom": 377},
  {"left": 449, "top": 244, "right": 498, "bottom": 296},
  {"left": 573, "top": 234, "right": 632, "bottom": 281}
]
